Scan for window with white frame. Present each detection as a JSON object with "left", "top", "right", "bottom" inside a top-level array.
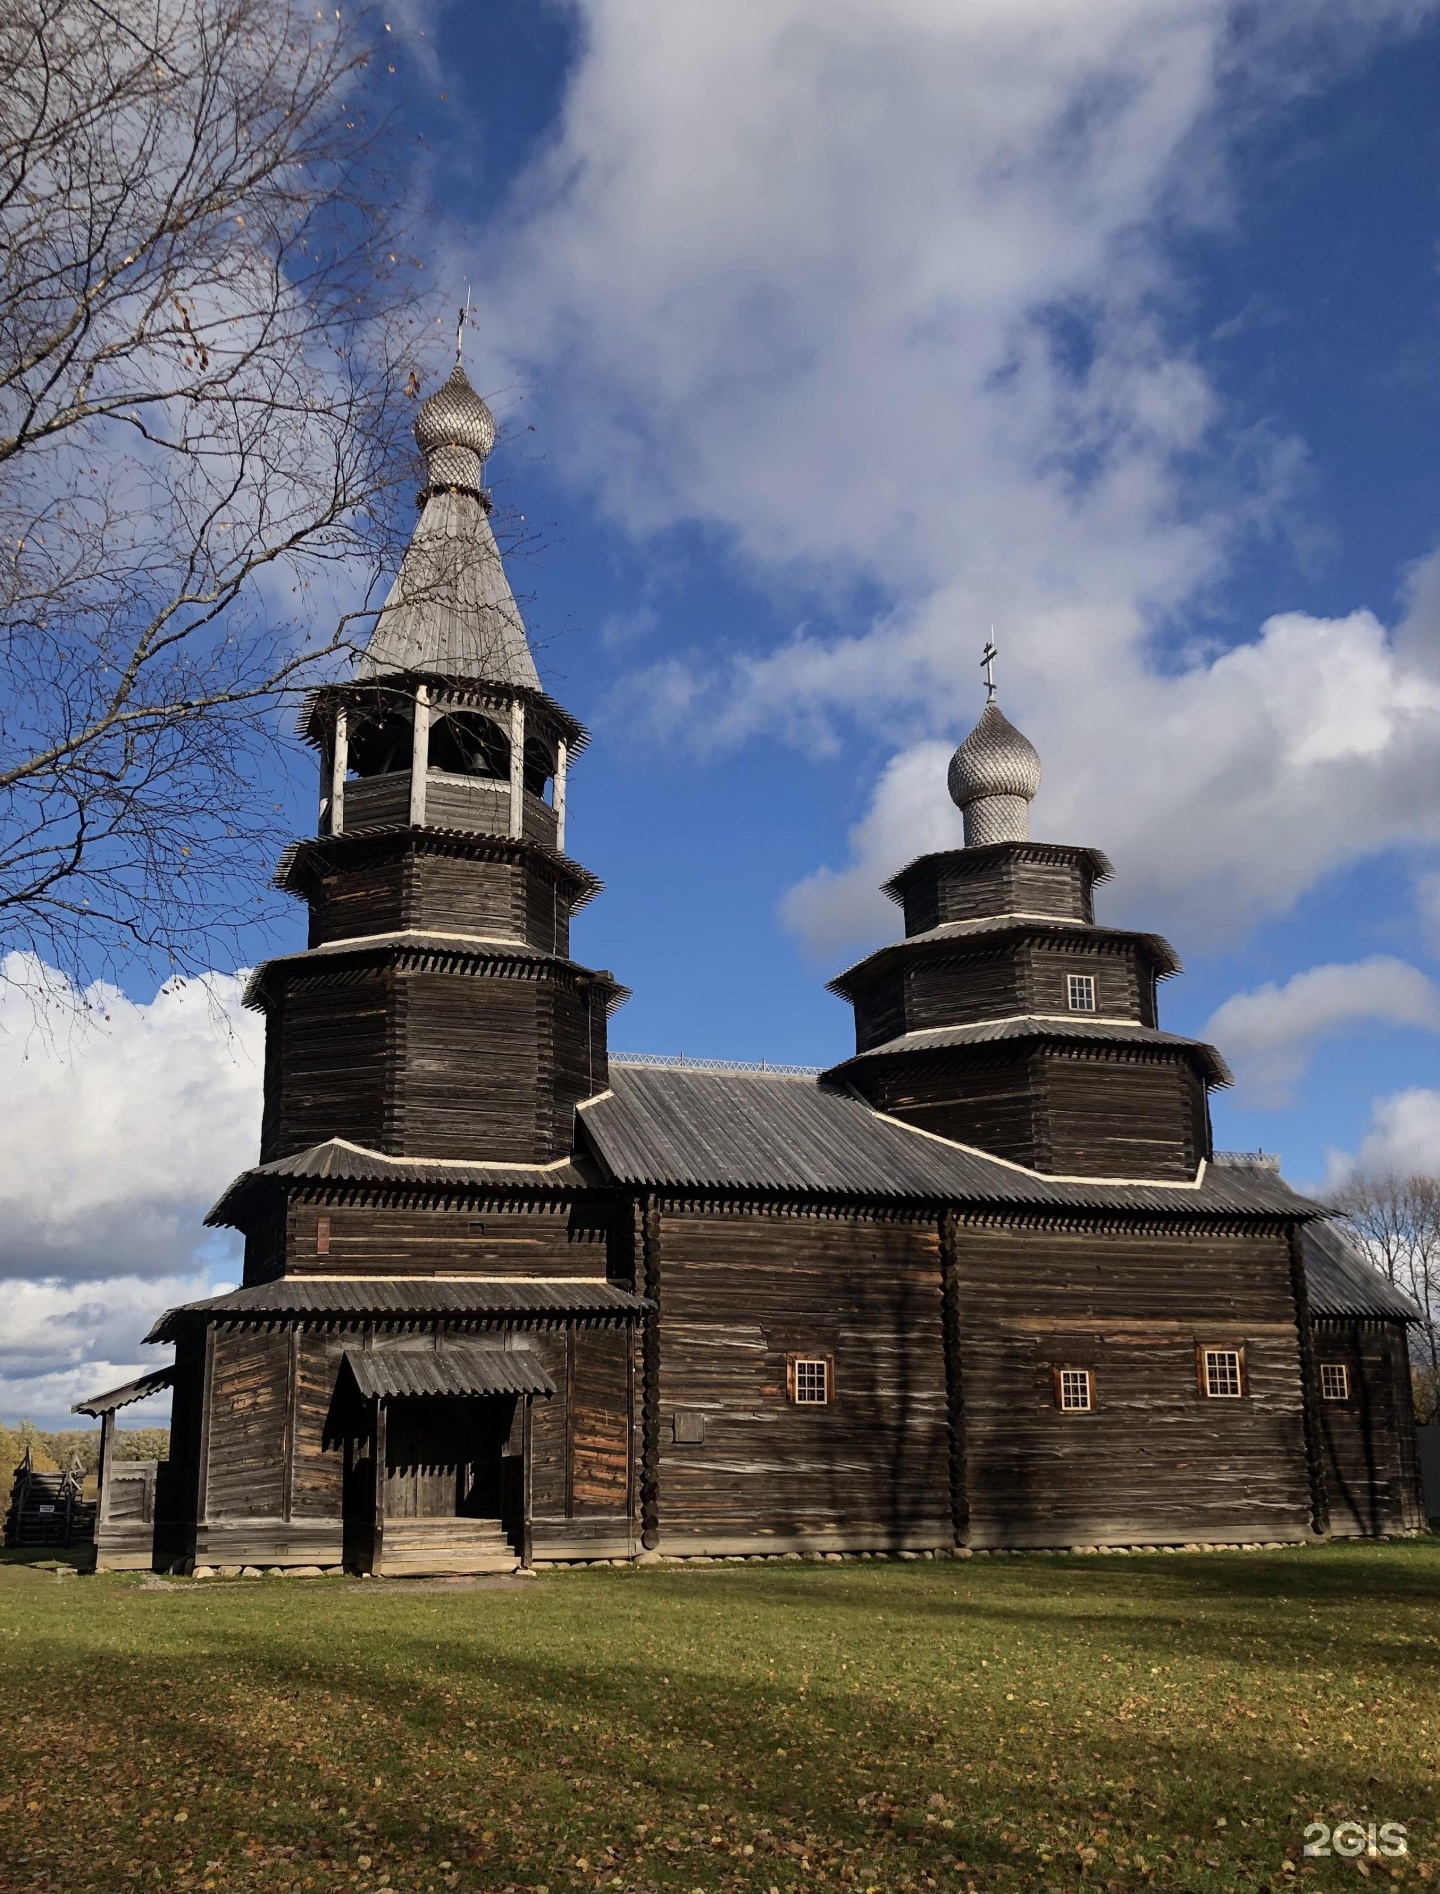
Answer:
[
  {"left": 789, "top": 1356, "right": 831, "bottom": 1405},
  {"left": 1055, "top": 1367, "right": 1093, "bottom": 1413},
  {"left": 1201, "top": 1347, "right": 1245, "bottom": 1398},
  {"left": 1320, "top": 1362, "right": 1350, "bottom": 1403},
  {"left": 1067, "top": 972, "right": 1097, "bottom": 1013}
]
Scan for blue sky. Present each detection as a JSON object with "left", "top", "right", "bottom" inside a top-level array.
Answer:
[{"left": 4, "top": 0, "right": 1440, "bottom": 1423}]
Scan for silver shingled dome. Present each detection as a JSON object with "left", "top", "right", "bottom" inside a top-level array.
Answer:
[
  {"left": 414, "top": 363, "right": 497, "bottom": 487},
  {"left": 947, "top": 701, "right": 1041, "bottom": 847}
]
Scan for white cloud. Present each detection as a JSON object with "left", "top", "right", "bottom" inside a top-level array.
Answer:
[
  {"left": 0, "top": 1273, "right": 219, "bottom": 1428},
  {"left": 1326, "top": 1087, "right": 1440, "bottom": 1186},
  {"left": 0, "top": 954, "right": 262, "bottom": 1280},
  {"left": 1203, "top": 956, "right": 1440, "bottom": 1108},
  {"left": 472, "top": 0, "right": 1440, "bottom": 952},
  {"left": 0, "top": 956, "right": 259, "bottom": 1424}
]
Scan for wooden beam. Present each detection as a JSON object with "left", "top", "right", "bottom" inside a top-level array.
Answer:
[
  {"left": 330, "top": 707, "right": 348, "bottom": 836},
  {"left": 509, "top": 698, "right": 526, "bottom": 840},
  {"left": 1287, "top": 1223, "right": 1331, "bottom": 1536},
  {"left": 554, "top": 737, "right": 568, "bottom": 853},
  {"left": 939, "top": 1209, "right": 969, "bottom": 1546},
  {"left": 195, "top": 1324, "right": 216, "bottom": 1529},
  {"left": 521, "top": 1395, "right": 534, "bottom": 1570},
  {"left": 373, "top": 1399, "right": 388, "bottom": 1576},
  {"left": 640, "top": 1197, "right": 661, "bottom": 1551},
  {"left": 97, "top": 1409, "right": 115, "bottom": 1537},
  {"left": 409, "top": 685, "right": 430, "bottom": 828}
]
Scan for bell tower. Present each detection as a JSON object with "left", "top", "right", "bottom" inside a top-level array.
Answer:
[
  {"left": 248, "top": 357, "right": 626, "bottom": 1173},
  {"left": 824, "top": 665, "right": 1229, "bottom": 1181}
]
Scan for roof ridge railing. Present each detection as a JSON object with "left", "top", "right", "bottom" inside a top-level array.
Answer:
[
  {"left": 1212, "top": 1150, "right": 1282, "bottom": 1171},
  {"left": 610, "top": 1051, "right": 822, "bottom": 1077}
]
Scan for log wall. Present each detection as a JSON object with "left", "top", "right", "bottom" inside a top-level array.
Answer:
[
  {"left": 855, "top": 1044, "right": 1205, "bottom": 1179},
  {"left": 952, "top": 1219, "right": 1314, "bottom": 1545},
  {"left": 274, "top": 1197, "right": 613, "bottom": 1280},
  {"left": 652, "top": 1208, "right": 951, "bottom": 1554},
  {"left": 1312, "top": 1317, "right": 1426, "bottom": 1536}
]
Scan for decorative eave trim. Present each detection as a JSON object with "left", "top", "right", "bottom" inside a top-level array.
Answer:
[
  {"left": 242, "top": 937, "right": 630, "bottom": 1013},
  {"left": 881, "top": 841, "right": 1115, "bottom": 904},
  {"left": 827, "top": 919, "right": 1182, "bottom": 994},
  {"left": 826, "top": 1021, "right": 1232, "bottom": 1090},
  {"left": 274, "top": 825, "right": 603, "bottom": 912},
  {"left": 297, "top": 675, "right": 588, "bottom": 754}
]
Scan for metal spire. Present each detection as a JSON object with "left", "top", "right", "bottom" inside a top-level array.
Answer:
[
  {"left": 981, "top": 632, "right": 998, "bottom": 704},
  {"left": 455, "top": 285, "right": 471, "bottom": 366}
]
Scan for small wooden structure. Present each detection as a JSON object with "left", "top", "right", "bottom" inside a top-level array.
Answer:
[
  {"left": 1303, "top": 1224, "right": 1426, "bottom": 1536},
  {"left": 71, "top": 1368, "right": 175, "bottom": 1570},
  {"left": 3, "top": 1449, "right": 95, "bottom": 1551},
  {"left": 81, "top": 363, "right": 1425, "bottom": 1571}
]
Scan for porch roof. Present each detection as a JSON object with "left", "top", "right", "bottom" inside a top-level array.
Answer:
[
  {"left": 145, "top": 1276, "right": 650, "bottom": 1342},
  {"left": 343, "top": 1345, "right": 555, "bottom": 1401}
]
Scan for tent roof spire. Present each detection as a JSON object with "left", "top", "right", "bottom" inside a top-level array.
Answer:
[{"left": 357, "top": 346, "right": 540, "bottom": 692}]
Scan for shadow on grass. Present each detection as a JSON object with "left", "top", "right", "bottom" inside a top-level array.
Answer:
[{"left": 6, "top": 1549, "right": 1440, "bottom": 1890}]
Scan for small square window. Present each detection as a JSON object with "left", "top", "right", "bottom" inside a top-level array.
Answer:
[
  {"left": 1067, "top": 973, "right": 1097, "bottom": 1013},
  {"left": 1320, "top": 1362, "right": 1349, "bottom": 1403},
  {"left": 789, "top": 1357, "right": 831, "bottom": 1405},
  {"left": 1201, "top": 1347, "right": 1245, "bottom": 1398},
  {"left": 672, "top": 1409, "right": 706, "bottom": 1444},
  {"left": 1055, "top": 1367, "right": 1093, "bottom": 1412}
]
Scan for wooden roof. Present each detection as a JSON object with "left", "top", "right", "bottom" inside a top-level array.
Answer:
[
  {"left": 145, "top": 1277, "right": 649, "bottom": 1343},
  {"left": 579, "top": 1064, "right": 1320, "bottom": 1215},
  {"left": 830, "top": 1016, "right": 1233, "bottom": 1088},
  {"left": 342, "top": 1344, "right": 555, "bottom": 1401},
  {"left": 881, "top": 841, "right": 1113, "bottom": 904},
  {"left": 828, "top": 915, "right": 1183, "bottom": 993},
  {"left": 72, "top": 1366, "right": 176, "bottom": 1417},
  {"left": 206, "top": 1138, "right": 601, "bottom": 1227},
  {"left": 1303, "top": 1223, "right": 1420, "bottom": 1320}
]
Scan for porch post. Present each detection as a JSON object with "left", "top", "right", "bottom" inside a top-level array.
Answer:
[
  {"left": 372, "top": 1399, "right": 388, "bottom": 1576},
  {"left": 330, "top": 707, "right": 348, "bottom": 836},
  {"left": 554, "top": 738, "right": 568, "bottom": 853},
  {"left": 409, "top": 685, "right": 430, "bottom": 827},
  {"left": 521, "top": 1395, "right": 533, "bottom": 1570},
  {"left": 509, "top": 698, "right": 526, "bottom": 840}
]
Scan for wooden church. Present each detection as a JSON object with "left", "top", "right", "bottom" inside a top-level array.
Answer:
[{"left": 77, "top": 362, "right": 1425, "bottom": 1573}]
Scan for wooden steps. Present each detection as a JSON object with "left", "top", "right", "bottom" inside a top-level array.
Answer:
[{"left": 377, "top": 1517, "right": 518, "bottom": 1576}]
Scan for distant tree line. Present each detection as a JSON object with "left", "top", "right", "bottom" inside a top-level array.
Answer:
[{"left": 0, "top": 1418, "right": 169, "bottom": 1491}]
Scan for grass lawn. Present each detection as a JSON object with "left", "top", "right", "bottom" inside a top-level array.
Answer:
[{"left": 1, "top": 1542, "right": 1438, "bottom": 1894}]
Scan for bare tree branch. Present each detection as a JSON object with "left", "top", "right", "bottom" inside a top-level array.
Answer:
[
  {"left": 0, "top": 0, "right": 437, "bottom": 992},
  {"left": 1328, "top": 1171, "right": 1440, "bottom": 1426}
]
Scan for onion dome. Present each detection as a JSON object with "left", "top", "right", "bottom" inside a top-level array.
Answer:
[
  {"left": 414, "top": 363, "right": 496, "bottom": 494},
  {"left": 947, "top": 701, "right": 1042, "bottom": 847}
]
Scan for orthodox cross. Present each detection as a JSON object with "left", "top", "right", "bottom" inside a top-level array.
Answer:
[
  {"left": 981, "top": 634, "right": 998, "bottom": 704},
  {"left": 456, "top": 285, "right": 471, "bottom": 364}
]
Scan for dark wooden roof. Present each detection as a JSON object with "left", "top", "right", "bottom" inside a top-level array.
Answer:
[
  {"left": 72, "top": 1366, "right": 176, "bottom": 1417},
  {"left": 206, "top": 1137, "right": 599, "bottom": 1228},
  {"left": 829, "top": 1017, "right": 1232, "bottom": 1088},
  {"left": 343, "top": 1344, "right": 555, "bottom": 1400},
  {"left": 828, "top": 916, "right": 1182, "bottom": 993},
  {"left": 145, "top": 1277, "right": 649, "bottom": 1342},
  {"left": 243, "top": 937, "right": 631, "bottom": 1015},
  {"left": 275, "top": 827, "right": 603, "bottom": 913},
  {"left": 298, "top": 678, "right": 589, "bottom": 755},
  {"left": 1303, "top": 1223, "right": 1420, "bottom": 1320},
  {"left": 881, "top": 841, "right": 1113, "bottom": 904},
  {"left": 579, "top": 1064, "right": 1320, "bottom": 1216}
]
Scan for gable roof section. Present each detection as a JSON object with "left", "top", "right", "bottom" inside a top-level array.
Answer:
[
  {"left": 1303, "top": 1222, "right": 1420, "bottom": 1320},
  {"left": 579, "top": 1064, "right": 1319, "bottom": 1216}
]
